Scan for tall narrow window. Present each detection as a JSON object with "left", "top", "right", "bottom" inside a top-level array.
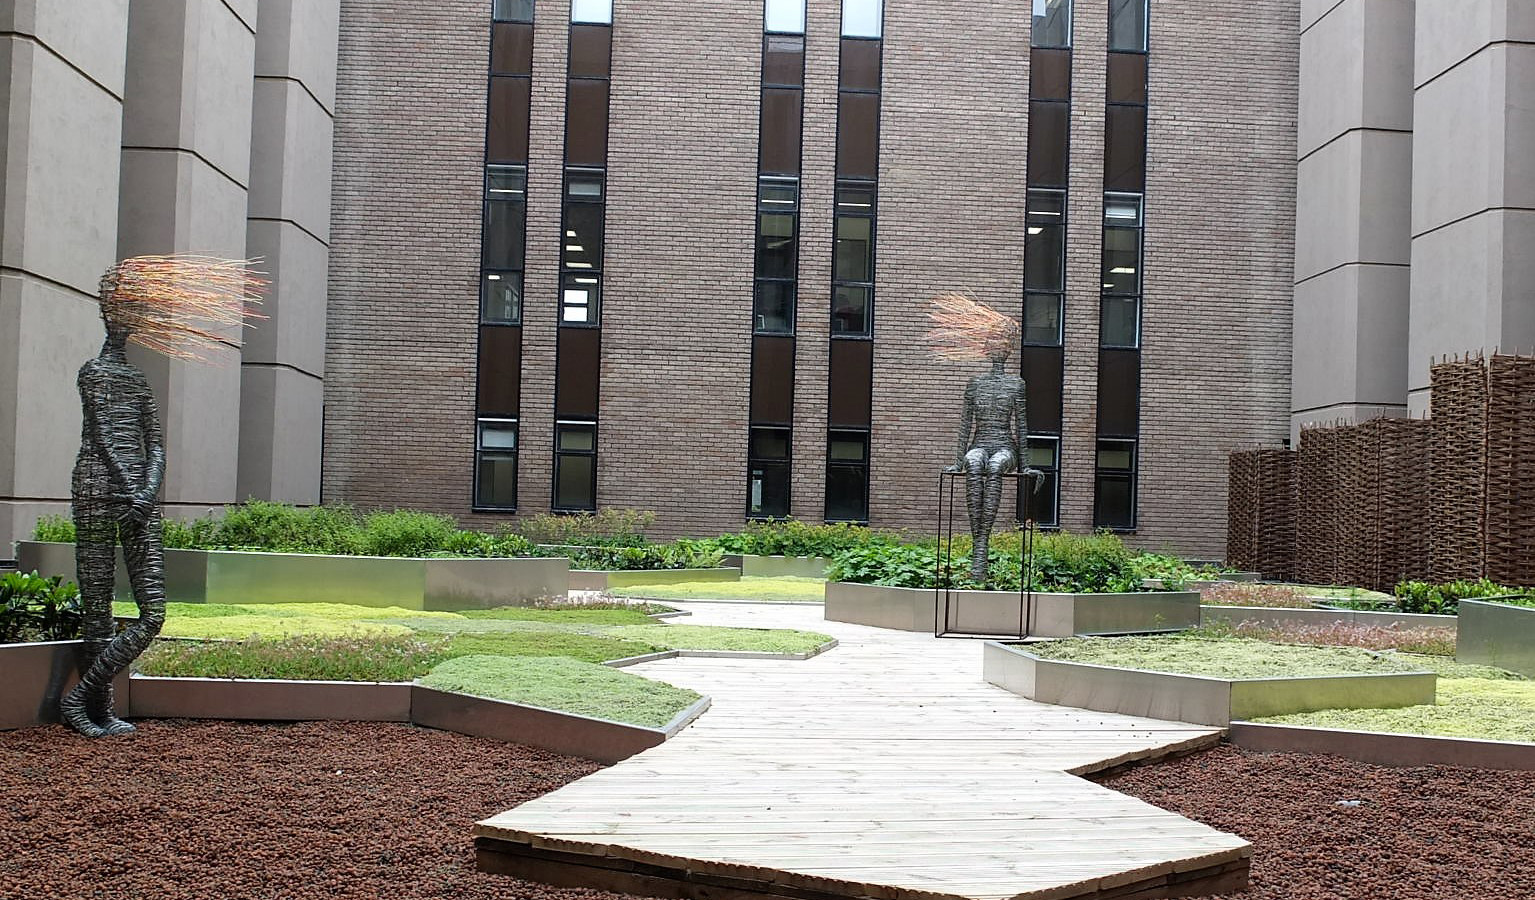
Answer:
[
  {"left": 1100, "top": 193, "right": 1142, "bottom": 348},
  {"left": 1094, "top": 439, "right": 1136, "bottom": 529},
  {"left": 825, "top": 430, "right": 870, "bottom": 522},
  {"left": 553, "top": 422, "right": 597, "bottom": 511},
  {"left": 1023, "top": 437, "right": 1061, "bottom": 527},
  {"left": 1109, "top": 0, "right": 1148, "bottom": 52},
  {"left": 475, "top": 0, "right": 535, "bottom": 512},
  {"left": 831, "top": 183, "right": 875, "bottom": 335},
  {"left": 1032, "top": 0, "right": 1071, "bottom": 48},
  {"left": 747, "top": 0, "right": 806, "bottom": 520},
  {"left": 1023, "top": 189, "right": 1066, "bottom": 346}
]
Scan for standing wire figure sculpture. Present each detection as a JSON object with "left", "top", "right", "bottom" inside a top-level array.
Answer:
[
  {"left": 929, "top": 291, "right": 1042, "bottom": 586},
  {"left": 59, "top": 255, "right": 263, "bottom": 737}
]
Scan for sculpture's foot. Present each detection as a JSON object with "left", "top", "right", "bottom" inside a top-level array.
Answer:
[
  {"left": 59, "top": 686, "right": 108, "bottom": 738},
  {"left": 88, "top": 687, "right": 136, "bottom": 736}
]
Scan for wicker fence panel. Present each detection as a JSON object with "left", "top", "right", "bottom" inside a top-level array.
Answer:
[
  {"left": 1485, "top": 354, "right": 1535, "bottom": 585},
  {"left": 1226, "top": 450, "right": 1259, "bottom": 571},
  {"left": 1375, "top": 417, "right": 1432, "bottom": 590},
  {"left": 1297, "top": 425, "right": 1344, "bottom": 585},
  {"left": 1429, "top": 357, "right": 1488, "bottom": 582},
  {"left": 1342, "top": 421, "right": 1379, "bottom": 590},
  {"left": 1254, "top": 449, "right": 1297, "bottom": 581}
]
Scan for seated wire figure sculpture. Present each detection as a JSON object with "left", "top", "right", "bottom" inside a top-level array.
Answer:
[
  {"left": 59, "top": 255, "right": 261, "bottom": 738},
  {"left": 930, "top": 292, "right": 1041, "bottom": 586}
]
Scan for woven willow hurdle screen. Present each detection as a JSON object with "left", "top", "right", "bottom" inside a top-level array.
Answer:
[{"left": 1227, "top": 353, "right": 1532, "bottom": 589}]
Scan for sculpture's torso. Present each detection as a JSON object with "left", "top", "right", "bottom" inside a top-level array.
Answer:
[
  {"left": 967, "top": 372, "right": 1025, "bottom": 456},
  {"left": 72, "top": 357, "right": 155, "bottom": 499}
]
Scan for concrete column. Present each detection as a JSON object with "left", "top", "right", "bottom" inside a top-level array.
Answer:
[
  {"left": 237, "top": 0, "right": 339, "bottom": 504},
  {"left": 1408, "top": 0, "right": 1535, "bottom": 414},
  {"left": 117, "top": 0, "right": 257, "bottom": 513},
  {"left": 1291, "top": 0, "right": 1415, "bottom": 439},
  {"left": 0, "top": 1, "right": 130, "bottom": 553}
]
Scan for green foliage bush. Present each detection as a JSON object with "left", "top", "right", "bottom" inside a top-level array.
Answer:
[
  {"left": 514, "top": 508, "right": 655, "bottom": 547},
  {"left": 711, "top": 518, "right": 900, "bottom": 558},
  {"left": 1392, "top": 578, "right": 1530, "bottom": 615},
  {"left": 559, "top": 539, "right": 722, "bottom": 571},
  {"left": 31, "top": 515, "right": 75, "bottom": 543},
  {"left": 1126, "top": 552, "right": 1229, "bottom": 588},
  {"left": 825, "top": 530, "right": 1142, "bottom": 593},
  {"left": 0, "top": 571, "right": 82, "bottom": 643}
]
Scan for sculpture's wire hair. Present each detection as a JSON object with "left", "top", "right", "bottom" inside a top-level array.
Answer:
[
  {"left": 926, "top": 291, "right": 1022, "bottom": 361},
  {"left": 98, "top": 254, "right": 267, "bottom": 362}
]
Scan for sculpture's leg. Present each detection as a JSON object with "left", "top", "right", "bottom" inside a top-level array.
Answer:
[
  {"left": 85, "top": 508, "right": 166, "bottom": 735},
  {"left": 60, "top": 514, "right": 117, "bottom": 738},
  {"left": 963, "top": 449, "right": 989, "bottom": 584}
]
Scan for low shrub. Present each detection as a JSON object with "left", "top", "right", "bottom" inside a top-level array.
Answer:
[
  {"left": 359, "top": 509, "right": 458, "bottom": 557},
  {"left": 558, "top": 539, "right": 722, "bottom": 571},
  {"left": 514, "top": 508, "right": 654, "bottom": 547},
  {"left": 1127, "top": 552, "right": 1229, "bottom": 588},
  {"left": 31, "top": 515, "right": 76, "bottom": 543},
  {"left": 1393, "top": 579, "right": 1530, "bottom": 615},
  {"left": 712, "top": 518, "right": 900, "bottom": 558},
  {"left": 826, "top": 530, "right": 1142, "bottom": 594},
  {"left": 0, "top": 571, "right": 82, "bottom": 643}
]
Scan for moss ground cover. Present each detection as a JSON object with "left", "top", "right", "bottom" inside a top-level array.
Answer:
[
  {"left": 1029, "top": 636, "right": 1429, "bottom": 678},
  {"left": 607, "top": 624, "right": 834, "bottom": 655},
  {"left": 1194, "top": 620, "right": 1458, "bottom": 657},
  {"left": 610, "top": 576, "right": 826, "bottom": 603},
  {"left": 418, "top": 656, "right": 702, "bottom": 728},
  {"left": 1255, "top": 677, "right": 1535, "bottom": 742}
]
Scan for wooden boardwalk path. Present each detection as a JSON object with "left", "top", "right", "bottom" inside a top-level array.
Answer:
[{"left": 476, "top": 602, "right": 1250, "bottom": 900}]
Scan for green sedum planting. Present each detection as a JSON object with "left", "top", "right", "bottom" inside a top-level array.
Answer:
[
  {"left": 1029, "top": 636, "right": 1430, "bottom": 679},
  {"left": 611, "top": 576, "right": 826, "bottom": 603},
  {"left": 136, "top": 633, "right": 451, "bottom": 682},
  {"left": 1255, "top": 678, "right": 1535, "bottom": 742},
  {"left": 157, "top": 615, "right": 412, "bottom": 640},
  {"left": 608, "top": 624, "right": 834, "bottom": 655},
  {"left": 418, "top": 655, "right": 702, "bottom": 728}
]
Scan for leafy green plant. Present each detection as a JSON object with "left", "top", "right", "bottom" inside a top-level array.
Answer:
[
  {"left": 712, "top": 518, "right": 901, "bottom": 558},
  {"left": 514, "top": 508, "right": 655, "bottom": 547},
  {"left": 0, "top": 571, "right": 83, "bottom": 643},
  {"left": 1392, "top": 578, "right": 1529, "bottom": 615},
  {"left": 358, "top": 509, "right": 458, "bottom": 557},
  {"left": 558, "top": 539, "right": 723, "bottom": 571},
  {"left": 30, "top": 515, "right": 76, "bottom": 543},
  {"left": 1127, "top": 552, "right": 1229, "bottom": 588}
]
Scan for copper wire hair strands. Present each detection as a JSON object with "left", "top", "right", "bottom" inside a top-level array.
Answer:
[
  {"left": 926, "top": 290, "right": 1022, "bottom": 362},
  {"left": 99, "top": 254, "right": 269, "bottom": 363}
]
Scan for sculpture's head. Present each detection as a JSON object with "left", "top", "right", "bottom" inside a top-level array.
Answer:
[
  {"left": 926, "top": 291, "right": 1021, "bottom": 364},
  {"left": 94, "top": 255, "right": 266, "bottom": 362}
]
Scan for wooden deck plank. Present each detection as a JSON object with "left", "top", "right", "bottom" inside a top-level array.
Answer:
[{"left": 477, "top": 602, "right": 1249, "bottom": 900}]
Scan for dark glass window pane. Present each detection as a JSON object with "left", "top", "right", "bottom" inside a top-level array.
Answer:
[
  {"left": 1021, "top": 469, "right": 1058, "bottom": 526},
  {"left": 837, "top": 184, "right": 876, "bottom": 210},
  {"left": 1104, "top": 193, "right": 1142, "bottom": 225},
  {"left": 487, "top": 76, "right": 531, "bottom": 163},
  {"left": 836, "top": 92, "right": 880, "bottom": 179},
  {"left": 566, "top": 171, "right": 603, "bottom": 199},
  {"left": 1027, "top": 438, "right": 1059, "bottom": 469},
  {"left": 1098, "top": 440, "right": 1135, "bottom": 470},
  {"left": 834, "top": 215, "right": 872, "bottom": 282},
  {"left": 561, "top": 274, "right": 599, "bottom": 324},
  {"left": 1027, "top": 189, "right": 1065, "bottom": 221},
  {"left": 1095, "top": 475, "right": 1134, "bottom": 529},
  {"left": 1030, "top": 48, "right": 1070, "bottom": 101},
  {"left": 483, "top": 200, "right": 526, "bottom": 269},
  {"left": 479, "top": 421, "right": 518, "bottom": 450},
  {"left": 1028, "top": 100, "right": 1069, "bottom": 187},
  {"left": 1023, "top": 292, "right": 1061, "bottom": 345},
  {"left": 564, "top": 202, "right": 604, "bottom": 270},
  {"left": 1108, "top": 51, "right": 1148, "bottom": 104},
  {"left": 751, "top": 428, "right": 791, "bottom": 460},
  {"left": 766, "top": 0, "right": 806, "bottom": 34},
  {"left": 1105, "top": 104, "right": 1147, "bottom": 191},
  {"left": 1032, "top": 0, "right": 1071, "bottom": 48},
  {"left": 482, "top": 272, "right": 523, "bottom": 323},
  {"left": 570, "top": 0, "right": 611, "bottom": 24},
  {"left": 558, "top": 425, "right": 596, "bottom": 452},
  {"left": 841, "top": 0, "right": 882, "bottom": 38},
  {"left": 1024, "top": 224, "right": 1063, "bottom": 292},
  {"left": 826, "top": 465, "right": 869, "bottom": 521},
  {"left": 476, "top": 452, "right": 519, "bottom": 508},
  {"left": 569, "top": 24, "right": 611, "bottom": 78},
  {"left": 760, "top": 88, "right": 803, "bottom": 175},
  {"left": 493, "top": 0, "right": 534, "bottom": 23},
  {"left": 759, "top": 178, "right": 798, "bottom": 211},
  {"left": 756, "top": 213, "right": 797, "bottom": 280},
  {"left": 831, "top": 284, "right": 870, "bottom": 335},
  {"left": 1102, "top": 227, "right": 1140, "bottom": 294},
  {"left": 565, "top": 78, "right": 610, "bottom": 167},
  {"left": 1109, "top": 0, "right": 1147, "bottom": 52},
  {"left": 1100, "top": 296, "right": 1139, "bottom": 348},
  {"left": 828, "top": 432, "right": 867, "bottom": 462},
  {"left": 492, "top": 23, "right": 534, "bottom": 75},
  {"left": 750, "top": 463, "right": 791, "bottom": 518},
  {"left": 764, "top": 34, "right": 805, "bottom": 87},
  {"left": 755, "top": 281, "right": 795, "bottom": 333},
  {"left": 840, "top": 37, "right": 881, "bottom": 91},
  {"left": 555, "top": 454, "right": 596, "bottom": 510}
]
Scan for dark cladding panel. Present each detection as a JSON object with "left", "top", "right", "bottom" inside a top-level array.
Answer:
[
  {"left": 1096, "top": 348, "right": 1141, "bottom": 437},
  {"left": 569, "top": 24, "right": 611, "bottom": 78},
  {"left": 760, "top": 88, "right": 804, "bottom": 175},
  {"left": 751, "top": 335, "right": 796, "bottom": 425},
  {"left": 1021, "top": 345, "right": 1063, "bottom": 434},
  {"left": 492, "top": 23, "right": 533, "bottom": 75},
  {"left": 564, "top": 78, "right": 610, "bottom": 167},
  {"left": 828, "top": 339, "right": 873, "bottom": 428},
  {"left": 487, "top": 76, "right": 531, "bottom": 164},
  {"left": 836, "top": 92, "right": 880, "bottom": 180},
  {"left": 478, "top": 326, "right": 522, "bottom": 416},
  {"left": 1030, "top": 48, "right": 1071, "bottom": 101},
  {"left": 556, "top": 327, "right": 602, "bottom": 419}
]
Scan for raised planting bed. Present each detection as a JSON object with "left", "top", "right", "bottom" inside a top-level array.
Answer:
[
  {"left": 17, "top": 541, "right": 569, "bottom": 610},
  {"left": 719, "top": 553, "right": 832, "bottom": 579},
  {"left": 825, "top": 580, "right": 1198, "bottom": 637},
  {"left": 568, "top": 566, "right": 740, "bottom": 592},
  {"left": 1458, "top": 599, "right": 1535, "bottom": 678},
  {"left": 611, "top": 575, "right": 825, "bottom": 604},
  {"left": 983, "top": 640, "right": 1437, "bottom": 727},
  {"left": 0, "top": 640, "right": 131, "bottom": 730},
  {"left": 1201, "top": 605, "right": 1457, "bottom": 631},
  {"left": 1228, "top": 722, "right": 1535, "bottom": 771}
]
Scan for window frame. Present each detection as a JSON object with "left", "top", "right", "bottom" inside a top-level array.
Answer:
[
  {"left": 1092, "top": 438, "right": 1138, "bottom": 531},
  {"left": 1031, "top": 0, "right": 1073, "bottom": 49},
  {"left": 1108, "top": 0, "right": 1149, "bottom": 53},
  {"left": 559, "top": 168, "right": 606, "bottom": 328},
  {"left": 747, "top": 425, "right": 793, "bottom": 519},
  {"left": 1099, "top": 190, "right": 1144, "bottom": 349},
  {"left": 472, "top": 417, "right": 520, "bottom": 511},
  {"left": 552, "top": 420, "right": 599, "bottom": 512},
  {"left": 830, "top": 179, "right": 878, "bottom": 338},
  {"left": 824, "top": 428, "right": 871, "bottom": 524},
  {"left": 492, "top": 0, "right": 534, "bottom": 24},
  {"left": 1023, "top": 188, "right": 1067, "bottom": 347},
  {"left": 1018, "top": 435, "right": 1061, "bottom": 529}
]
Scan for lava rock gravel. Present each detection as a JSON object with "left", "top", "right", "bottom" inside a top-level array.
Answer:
[
  {"left": 1101, "top": 744, "right": 1535, "bottom": 900},
  {"left": 1, "top": 720, "right": 643, "bottom": 900}
]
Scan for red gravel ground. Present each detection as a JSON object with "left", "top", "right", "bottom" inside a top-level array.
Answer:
[
  {"left": 1101, "top": 744, "right": 1535, "bottom": 900},
  {"left": 6, "top": 723, "right": 1534, "bottom": 900}
]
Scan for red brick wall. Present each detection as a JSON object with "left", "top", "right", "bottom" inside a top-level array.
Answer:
[{"left": 326, "top": 0, "right": 1298, "bottom": 556}]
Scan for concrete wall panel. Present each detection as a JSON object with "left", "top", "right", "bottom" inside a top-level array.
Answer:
[
  {"left": 1411, "top": 47, "right": 1499, "bottom": 234},
  {"left": 1296, "top": 130, "right": 1413, "bottom": 280},
  {"left": 243, "top": 220, "right": 328, "bottom": 375},
  {"left": 237, "top": 364, "right": 322, "bottom": 502},
  {"left": 247, "top": 77, "right": 334, "bottom": 241},
  {"left": 0, "top": 0, "right": 131, "bottom": 97},
  {"left": 1408, "top": 213, "right": 1498, "bottom": 398},
  {"left": 254, "top": 0, "right": 341, "bottom": 112},
  {"left": 1298, "top": 0, "right": 1366, "bottom": 157}
]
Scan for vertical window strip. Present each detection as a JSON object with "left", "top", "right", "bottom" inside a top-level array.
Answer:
[{"left": 475, "top": 0, "right": 535, "bottom": 511}]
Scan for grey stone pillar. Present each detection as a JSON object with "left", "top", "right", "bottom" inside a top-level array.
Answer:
[
  {"left": 0, "top": 1, "right": 131, "bottom": 551},
  {"left": 1408, "top": 2, "right": 1535, "bottom": 414},
  {"left": 237, "top": 0, "right": 339, "bottom": 505},
  {"left": 117, "top": 0, "right": 257, "bottom": 512},
  {"left": 1291, "top": 0, "right": 1415, "bottom": 440}
]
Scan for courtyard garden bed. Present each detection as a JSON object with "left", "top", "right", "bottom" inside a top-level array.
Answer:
[
  {"left": 1457, "top": 598, "right": 1535, "bottom": 677},
  {"left": 611, "top": 575, "right": 826, "bottom": 603}
]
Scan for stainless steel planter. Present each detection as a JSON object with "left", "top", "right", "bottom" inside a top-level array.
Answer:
[
  {"left": 825, "top": 580, "right": 1199, "bottom": 637},
  {"left": 1458, "top": 599, "right": 1535, "bottom": 677},
  {"left": 568, "top": 566, "right": 741, "bottom": 592},
  {"left": 0, "top": 640, "right": 130, "bottom": 730}
]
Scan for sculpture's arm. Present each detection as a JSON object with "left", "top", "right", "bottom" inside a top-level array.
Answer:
[
  {"left": 945, "top": 382, "right": 977, "bottom": 472},
  {"left": 136, "top": 386, "right": 165, "bottom": 503},
  {"left": 1012, "top": 378, "right": 1029, "bottom": 465},
  {"left": 79, "top": 366, "right": 134, "bottom": 499}
]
